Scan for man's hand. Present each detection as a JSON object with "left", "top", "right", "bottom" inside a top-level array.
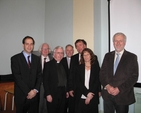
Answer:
[
  {"left": 106, "top": 84, "right": 120, "bottom": 96},
  {"left": 46, "top": 95, "right": 52, "bottom": 102},
  {"left": 27, "top": 89, "right": 37, "bottom": 99},
  {"left": 111, "top": 87, "right": 120, "bottom": 96},
  {"left": 69, "top": 90, "right": 74, "bottom": 97},
  {"left": 66, "top": 92, "right": 69, "bottom": 98},
  {"left": 105, "top": 84, "right": 115, "bottom": 94}
]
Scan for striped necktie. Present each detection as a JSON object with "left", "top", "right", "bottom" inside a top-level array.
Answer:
[{"left": 27, "top": 56, "right": 31, "bottom": 68}]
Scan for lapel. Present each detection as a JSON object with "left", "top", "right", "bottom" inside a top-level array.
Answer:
[
  {"left": 30, "top": 54, "right": 35, "bottom": 69},
  {"left": 110, "top": 51, "right": 115, "bottom": 75},
  {"left": 65, "top": 57, "right": 69, "bottom": 69},
  {"left": 81, "top": 64, "right": 85, "bottom": 84},
  {"left": 116, "top": 50, "right": 127, "bottom": 73},
  {"left": 89, "top": 65, "right": 94, "bottom": 86}
]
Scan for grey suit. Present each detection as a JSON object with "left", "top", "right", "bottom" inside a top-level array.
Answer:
[{"left": 100, "top": 50, "right": 138, "bottom": 112}]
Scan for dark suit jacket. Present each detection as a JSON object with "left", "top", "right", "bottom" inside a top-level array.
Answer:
[
  {"left": 39, "top": 53, "right": 53, "bottom": 77},
  {"left": 76, "top": 59, "right": 101, "bottom": 105},
  {"left": 68, "top": 53, "right": 80, "bottom": 91},
  {"left": 61, "top": 57, "right": 71, "bottom": 91},
  {"left": 100, "top": 50, "right": 138, "bottom": 105},
  {"left": 11, "top": 52, "right": 42, "bottom": 104},
  {"left": 43, "top": 58, "right": 67, "bottom": 97}
]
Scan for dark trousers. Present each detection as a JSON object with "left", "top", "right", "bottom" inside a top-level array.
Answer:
[
  {"left": 15, "top": 99, "right": 39, "bottom": 113},
  {"left": 64, "top": 98, "right": 69, "bottom": 113},
  {"left": 104, "top": 97, "right": 129, "bottom": 113},
  {"left": 46, "top": 86, "right": 66, "bottom": 113},
  {"left": 77, "top": 99, "right": 98, "bottom": 113},
  {"left": 39, "top": 83, "right": 48, "bottom": 113},
  {"left": 68, "top": 96, "right": 75, "bottom": 113}
]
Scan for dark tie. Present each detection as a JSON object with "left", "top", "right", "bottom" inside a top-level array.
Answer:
[
  {"left": 44, "top": 58, "right": 47, "bottom": 63},
  {"left": 114, "top": 53, "right": 120, "bottom": 74},
  {"left": 27, "top": 56, "right": 31, "bottom": 68}
]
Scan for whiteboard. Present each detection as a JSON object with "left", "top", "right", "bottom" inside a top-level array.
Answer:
[{"left": 110, "top": 0, "right": 141, "bottom": 83}]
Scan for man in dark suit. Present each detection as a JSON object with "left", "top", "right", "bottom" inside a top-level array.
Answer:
[
  {"left": 68, "top": 39, "right": 87, "bottom": 113},
  {"left": 100, "top": 32, "right": 138, "bottom": 113},
  {"left": 43, "top": 46, "right": 68, "bottom": 113},
  {"left": 61, "top": 44, "right": 74, "bottom": 113},
  {"left": 39, "top": 43, "right": 53, "bottom": 113},
  {"left": 11, "top": 36, "right": 42, "bottom": 113}
]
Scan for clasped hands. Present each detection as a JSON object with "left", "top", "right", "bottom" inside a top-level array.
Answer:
[
  {"left": 27, "top": 89, "right": 37, "bottom": 99},
  {"left": 69, "top": 90, "right": 94, "bottom": 105},
  {"left": 105, "top": 84, "right": 120, "bottom": 96},
  {"left": 85, "top": 92, "right": 94, "bottom": 105}
]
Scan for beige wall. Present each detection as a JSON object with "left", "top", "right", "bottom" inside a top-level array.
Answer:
[{"left": 73, "top": 0, "right": 94, "bottom": 53}]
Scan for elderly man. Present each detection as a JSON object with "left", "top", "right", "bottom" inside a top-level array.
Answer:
[
  {"left": 61, "top": 44, "right": 74, "bottom": 113},
  {"left": 39, "top": 43, "right": 53, "bottom": 113},
  {"left": 43, "top": 46, "right": 68, "bottom": 113},
  {"left": 100, "top": 32, "right": 138, "bottom": 113}
]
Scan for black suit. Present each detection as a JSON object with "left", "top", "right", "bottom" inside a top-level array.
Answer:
[
  {"left": 100, "top": 50, "right": 138, "bottom": 113},
  {"left": 39, "top": 54, "right": 53, "bottom": 113},
  {"left": 76, "top": 59, "right": 100, "bottom": 113},
  {"left": 61, "top": 57, "right": 71, "bottom": 113},
  {"left": 69, "top": 53, "right": 79, "bottom": 91},
  {"left": 43, "top": 58, "right": 67, "bottom": 113},
  {"left": 11, "top": 52, "right": 42, "bottom": 113},
  {"left": 68, "top": 53, "right": 80, "bottom": 113}
]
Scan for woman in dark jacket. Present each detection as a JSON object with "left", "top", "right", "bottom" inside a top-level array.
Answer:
[{"left": 75, "top": 48, "right": 101, "bottom": 113}]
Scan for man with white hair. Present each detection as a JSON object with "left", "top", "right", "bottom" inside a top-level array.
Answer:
[
  {"left": 100, "top": 32, "right": 138, "bottom": 113},
  {"left": 39, "top": 43, "right": 53, "bottom": 113},
  {"left": 43, "top": 46, "right": 68, "bottom": 113}
]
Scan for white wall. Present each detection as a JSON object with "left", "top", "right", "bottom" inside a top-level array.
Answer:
[
  {"left": 44, "top": 0, "right": 73, "bottom": 51},
  {"left": 0, "top": 0, "right": 45, "bottom": 74}
]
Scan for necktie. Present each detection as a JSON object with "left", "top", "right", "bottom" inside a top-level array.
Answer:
[
  {"left": 67, "top": 57, "right": 70, "bottom": 69},
  {"left": 27, "top": 56, "right": 31, "bottom": 68},
  {"left": 44, "top": 58, "right": 47, "bottom": 63},
  {"left": 114, "top": 53, "right": 120, "bottom": 75}
]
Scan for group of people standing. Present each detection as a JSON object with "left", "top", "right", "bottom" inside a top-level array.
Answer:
[{"left": 11, "top": 32, "right": 138, "bottom": 113}]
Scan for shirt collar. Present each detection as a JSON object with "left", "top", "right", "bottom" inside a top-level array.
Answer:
[
  {"left": 23, "top": 51, "right": 31, "bottom": 57},
  {"left": 115, "top": 49, "right": 124, "bottom": 56}
]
